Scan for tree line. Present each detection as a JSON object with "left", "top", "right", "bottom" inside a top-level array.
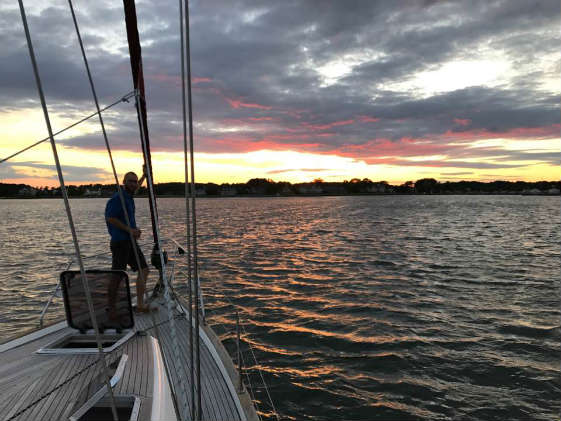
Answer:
[{"left": 1, "top": 178, "right": 559, "bottom": 198}]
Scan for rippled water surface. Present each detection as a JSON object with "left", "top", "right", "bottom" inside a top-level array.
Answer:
[{"left": 1, "top": 196, "right": 559, "bottom": 420}]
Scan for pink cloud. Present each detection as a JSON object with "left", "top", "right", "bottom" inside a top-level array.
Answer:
[
  {"left": 265, "top": 134, "right": 311, "bottom": 141},
  {"left": 226, "top": 98, "right": 272, "bottom": 110},
  {"left": 249, "top": 117, "right": 273, "bottom": 121},
  {"left": 148, "top": 73, "right": 181, "bottom": 86},
  {"left": 324, "top": 137, "right": 462, "bottom": 161},
  {"left": 192, "top": 77, "right": 212, "bottom": 84},
  {"left": 454, "top": 118, "right": 471, "bottom": 126},
  {"left": 358, "top": 116, "right": 380, "bottom": 123},
  {"left": 206, "top": 137, "right": 320, "bottom": 153},
  {"left": 304, "top": 119, "right": 355, "bottom": 131}
]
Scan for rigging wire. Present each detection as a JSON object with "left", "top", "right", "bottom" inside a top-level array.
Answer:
[
  {"left": 208, "top": 290, "right": 280, "bottom": 420},
  {"left": 239, "top": 350, "right": 262, "bottom": 421},
  {"left": 136, "top": 88, "right": 191, "bottom": 419},
  {"left": 65, "top": 6, "right": 167, "bottom": 421},
  {"left": 239, "top": 321, "right": 280, "bottom": 421},
  {"left": 66, "top": 0, "right": 144, "bottom": 297},
  {"left": 178, "top": 0, "right": 196, "bottom": 418},
  {"left": 0, "top": 91, "right": 134, "bottom": 164},
  {"left": 121, "top": 3, "right": 190, "bottom": 416},
  {"left": 183, "top": 0, "right": 203, "bottom": 418},
  {"left": 17, "top": 1, "right": 119, "bottom": 420}
]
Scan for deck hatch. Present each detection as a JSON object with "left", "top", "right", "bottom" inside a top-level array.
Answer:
[
  {"left": 70, "top": 395, "right": 141, "bottom": 421},
  {"left": 68, "top": 355, "right": 141, "bottom": 421},
  {"left": 36, "top": 331, "right": 135, "bottom": 354},
  {"left": 60, "top": 270, "right": 134, "bottom": 332}
]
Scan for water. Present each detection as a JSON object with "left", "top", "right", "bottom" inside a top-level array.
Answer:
[{"left": 0, "top": 195, "right": 559, "bottom": 420}]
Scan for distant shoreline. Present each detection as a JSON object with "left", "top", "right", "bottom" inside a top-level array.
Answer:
[
  {"left": 2, "top": 192, "right": 559, "bottom": 200},
  {"left": 2, "top": 178, "right": 559, "bottom": 199}
]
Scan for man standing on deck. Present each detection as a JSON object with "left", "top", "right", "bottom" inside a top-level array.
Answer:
[{"left": 105, "top": 166, "right": 151, "bottom": 312}]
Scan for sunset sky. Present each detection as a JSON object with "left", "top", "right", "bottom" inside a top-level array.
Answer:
[{"left": 0, "top": 0, "right": 559, "bottom": 187}]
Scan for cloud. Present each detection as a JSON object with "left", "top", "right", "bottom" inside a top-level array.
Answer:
[
  {"left": 0, "top": 161, "right": 112, "bottom": 182},
  {"left": 267, "top": 168, "right": 332, "bottom": 175},
  {"left": 1, "top": 0, "right": 559, "bottom": 179},
  {"left": 440, "top": 172, "right": 474, "bottom": 176}
]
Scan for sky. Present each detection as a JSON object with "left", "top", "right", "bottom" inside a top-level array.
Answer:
[{"left": 0, "top": 0, "right": 559, "bottom": 187}]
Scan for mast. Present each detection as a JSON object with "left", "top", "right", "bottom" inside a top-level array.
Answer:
[{"left": 122, "top": 0, "right": 159, "bottom": 246}]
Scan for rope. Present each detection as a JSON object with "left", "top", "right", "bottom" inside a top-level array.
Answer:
[
  {"left": 17, "top": 2, "right": 119, "bottom": 420},
  {"left": 0, "top": 91, "right": 134, "bottom": 164}
]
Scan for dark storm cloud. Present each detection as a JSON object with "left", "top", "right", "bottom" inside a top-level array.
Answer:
[
  {"left": 0, "top": 3, "right": 131, "bottom": 108},
  {"left": 1, "top": 0, "right": 559, "bottom": 172}
]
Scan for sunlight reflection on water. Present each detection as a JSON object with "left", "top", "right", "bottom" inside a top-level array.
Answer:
[{"left": 0, "top": 195, "right": 559, "bottom": 420}]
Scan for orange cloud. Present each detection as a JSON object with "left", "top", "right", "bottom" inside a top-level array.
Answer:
[
  {"left": 303, "top": 119, "right": 355, "bottom": 130},
  {"left": 192, "top": 77, "right": 212, "bottom": 84}
]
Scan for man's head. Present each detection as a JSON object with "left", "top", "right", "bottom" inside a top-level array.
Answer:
[{"left": 123, "top": 172, "right": 139, "bottom": 194}]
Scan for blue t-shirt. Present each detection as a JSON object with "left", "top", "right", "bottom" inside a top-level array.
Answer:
[{"left": 105, "top": 191, "right": 136, "bottom": 242}]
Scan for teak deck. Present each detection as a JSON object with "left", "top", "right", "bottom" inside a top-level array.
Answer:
[{"left": 0, "top": 297, "right": 245, "bottom": 421}]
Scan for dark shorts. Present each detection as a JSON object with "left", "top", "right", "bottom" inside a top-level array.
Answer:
[{"left": 110, "top": 240, "right": 148, "bottom": 272}]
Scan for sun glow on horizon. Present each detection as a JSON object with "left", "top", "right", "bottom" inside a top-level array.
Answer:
[
  {"left": 2, "top": 143, "right": 559, "bottom": 189},
  {"left": 1, "top": 109, "right": 559, "bottom": 188}
]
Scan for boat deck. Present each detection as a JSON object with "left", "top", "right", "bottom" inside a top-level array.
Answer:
[{"left": 0, "top": 296, "right": 247, "bottom": 421}]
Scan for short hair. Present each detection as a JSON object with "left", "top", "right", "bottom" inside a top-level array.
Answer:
[{"left": 123, "top": 172, "right": 138, "bottom": 183}]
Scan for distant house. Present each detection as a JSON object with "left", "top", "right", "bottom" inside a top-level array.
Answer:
[
  {"left": 18, "top": 186, "right": 38, "bottom": 197},
  {"left": 297, "top": 183, "right": 323, "bottom": 195},
  {"left": 366, "top": 182, "right": 391, "bottom": 193},
  {"left": 279, "top": 184, "right": 293, "bottom": 195},
  {"left": 220, "top": 185, "right": 237, "bottom": 196},
  {"left": 322, "top": 183, "right": 345, "bottom": 195},
  {"left": 84, "top": 188, "right": 101, "bottom": 197}
]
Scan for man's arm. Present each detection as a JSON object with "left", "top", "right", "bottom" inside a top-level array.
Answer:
[
  {"left": 138, "top": 164, "right": 147, "bottom": 186},
  {"left": 107, "top": 217, "right": 141, "bottom": 239}
]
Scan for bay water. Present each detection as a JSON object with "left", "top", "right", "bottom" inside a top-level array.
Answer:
[{"left": 0, "top": 195, "right": 559, "bottom": 420}]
